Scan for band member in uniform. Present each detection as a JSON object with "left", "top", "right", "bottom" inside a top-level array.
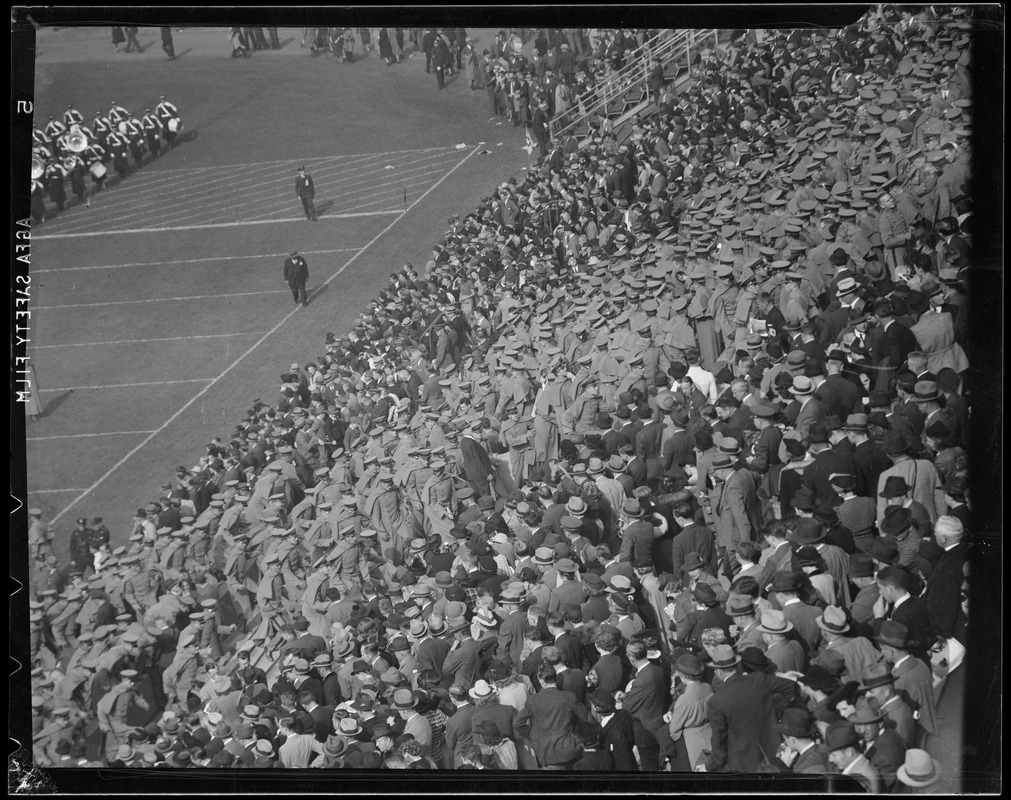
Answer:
[
  {"left": 63, "top": 104, "right": 84, "bottom": 128},
  {"left": 30, "top": 176, "right": 47, "bottom": 223},
  {"left": 33, "top": 126, "right": 51, "bottom": 150},
  {"left": 106, "top": 130, "right": 131, "bottom": 179},
  {"left": 125, "top": 117, "right": 146, "bottom": 166},
  {"left": 141, "top": 109, "right": 163, "bottom": 158},
  {"left": 92, "top": 110, "right": 113, "bottom": 148},
  {"left": 64, "top": 154, "right": 88, "bottom": 202},
  {"left": 45, "top": 159, "right": 68, "bottom": 211},
  {"left": 107, "top": 101, "right": 131, "bottom": 126},
  {"left": 155, "top": 95, "right": 180, "bottom": 148},
  {"left": 83, "top": 142, "right": 108, "bottom": 193},
  {"left": 43, "top": 114, "right": 66, "bottom": 142}
]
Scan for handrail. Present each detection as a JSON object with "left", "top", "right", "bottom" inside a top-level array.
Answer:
[{"left": 549, "top": 29, "right": 717, "bottom": 143}]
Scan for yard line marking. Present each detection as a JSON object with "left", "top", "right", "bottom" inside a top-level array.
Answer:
[
  {"left": 48, "top": 143, "right": 482, "bottom": 526},
  {"left": 138, "top": 145, "right": 458, "bottom": 172},
  {"left": 27, "top": 430, "right": 159, "bottom": 441},
  {"left": 32, "top": 248, "right": 362, "bottom": 274},
  {"left": 91, "top": 148, "right": 416, "bottom": 227},
  {"left": 45, "top": 149, "right": 454, "bottom": 234},
  {"left": 40, "top": 379, "right": 211, "bottom": 392},
  {"left": 34, "top": 211, "right": 400, "bottom": 240},
  {"left": 35, "top": 290, "right": 289, "bottom": 310},
  {"left": 31, "top": 332, "right": 268, "bottom": 349},
  {"left": 131, "top": 149, "right": 452, "bottom": 228},
  {"left": 30, "top": 488, "right": 93, "bottom": 493}
]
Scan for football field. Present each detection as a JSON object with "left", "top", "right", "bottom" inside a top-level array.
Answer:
[{"left": 25, "top": 26, "right": 530, "bottom": 550}]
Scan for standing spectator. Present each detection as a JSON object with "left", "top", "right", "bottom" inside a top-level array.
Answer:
[
  {"left": 124, "top": 26, "right": 142, "bottom": 53},
  {"left": 159, "top": 27, "right": 175, "bottom": 60}
]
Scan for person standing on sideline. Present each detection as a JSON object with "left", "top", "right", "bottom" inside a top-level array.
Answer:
[
  {"left": 432, "top": 30, "right": 451, "bottom": 89},
  {"left": 284, "top": 251, "right": 310, "bottom": 307},
  {"left": 295, "top": 165, "right": 317, "bottom": 221},
  {"left": 160, "top": 27, "right": 175, "bottom": 59},
  {"left": 124, "top": 26, "right": 142, "bottom": 53}
]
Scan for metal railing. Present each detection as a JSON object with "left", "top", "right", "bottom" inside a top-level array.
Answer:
[{"left": 548, "top": 28, "right": 718, "bottom": 143}]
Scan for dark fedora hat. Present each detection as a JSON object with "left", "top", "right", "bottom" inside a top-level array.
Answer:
[
  {"left": 791, "top": 518, "right": 827, "bottom": 545},
  {"left": 879, "top": 475, "right": 912, "bottom": 498},
  {"left": 878, "top": 506, "right": 914, "bottom": 536},
  {"left": 672, "top": 653, "right": 705, "bottom": 677},
  {"left": 778, "top": 707, "right": 818, "bottom": 738},
  {"left": 770, "top": 571, "right": 804, "bottom": 593},
  {"left": 877, "top": 619, "right": 913, "bottom": 649},
  {"left": 825, "top": 720, "right": 862, "bottom": 751}
]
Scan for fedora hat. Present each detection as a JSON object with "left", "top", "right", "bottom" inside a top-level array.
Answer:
[
  {"left": 621, "top": 498, "right": 643, "bottom": 518},
  {"left": 607, "top": 575, "right": 634, "bottom": 595},
  {"left": 692, "top": 583, "right": 718, "bottom": 605},
  {"left": 468, "top": 679, "right": 495, "bottom": 701},
  {"left": 825, "top": 720, "right": 861, "bottom": 751},
  {"left": 897, "top": 749, "right": 943, "bottom": 788},
  {"left": 790, "top": 376, "right": 814, "bottom": 396},
  {"left": 533, "top": 547, "right": 554, "bottom": 565},
  {"left": 778, "top": 707, "right": 818, "bottom": 738},
  {"left": 672, "top": 653, "right": 705, "bottom": 678},
  {"left": 718, "top": 437, "right": 741, "bottom": 455},
  {"left": 879, "top": 505, "right": 914, "bottom": 535},
  {"left": 850, "top": 695, "right": 885, "bottom": 724},
  {"left": 868, "top": 537, "right": 900, "bottom": 565},
  {"left": 324, "top": 735, "right": 348, "bottom": 756},
  {"left": 880, "top": 430, "right": 908, "bottom": 455},
  {"left": 726, "top": 594, "right": 755, "bottom": 616},
  {"left": 877, "top": 619, "right": 913, "bottom": 649},
  {"left": 708, "top": 645, "right": 740, "bottom": 669},
  {"left": 791, "top": 518, "right": 826, "bottom": 545},
  {"left": 770, "top": 571, "right": 804, "bottom": 593},
  {"left": 408, "top": 618, "right": 429, "bottom": 638},
  {"left": 816, "top": 605, "right": 850, "bottom": 635},
  {"left": 681, "top": 552, "right": 706, "bottom": 572},
  {"left": 791, "top": 487, "right": 816, "bottom": 511},
  {"left": 861, "top": 662, "right": 896, "bottom": 689},
  {"left": 566, "top": 496, "right": 587, "bottom": 515},
  {"left": 757, "top": 609, "right": 794, "bottom": 635},
  {"left": 878, "top": 475, "right": 911, "bottom": 498}
]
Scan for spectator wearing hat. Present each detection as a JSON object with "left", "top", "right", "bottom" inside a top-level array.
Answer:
[
  {"left": 873, "top": 561, "right": 932, "bottom": 660},
  {"left": 840, "top": 413, "right": 890, "bottom": 498},
  {"left": 897, "top": 748, "right": 946, "bottom": 793},
  {"left": 665, "top": 652, "right": 713, "bottom": 771},
  {"left": 768, "top": 571, "right": 822, "bottom": 654},
  {"left": 277, "top": 714, "right": 325, "bottom": 768},
  {"left": 758, "top": 610, "right": 805, "bottom": 673},
  {"left": 669, "top": 502, "right": 718, "bottom": 580},
  {"left": 676, "top": 581, "right": 732, "bottom": 650},
  {"left": 96, "top": 669, "right": 150, "bottom": 763},
  {"left": 702, "top": 644, "right": 798, "bottom": 773},
  {"left": 709, "top": 445, "right": 761, "bottom": 581},
  {"left": 812, "top": 604, "right": 882, "bottom": 684},
  {"left": 851, "top": 695, "right": 907, "bottom": 792},
  {"left": 825, "top": 720, "right": 883, "bottom": 793},
  {"left": 778, "top": 707, "right": 829, "bottom": 775},
  {"left": 876, "top": 620, "right": 937, "bottom": 743},
  {"left": 875, "top": 431, "right": 945, "bottom": 526},
  {"left": 515, "top": 661, "right": 588, "bottom": 769},
  {"left": 861, "top": 660, "right": 917, "bottom": 749},
  {"left": 800, "top": 421, "right": 856, "bottom": 510}
]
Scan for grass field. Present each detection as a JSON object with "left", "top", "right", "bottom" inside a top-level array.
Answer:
[{"left": 25, "top": 26, "right": 532, "bottom": 551}]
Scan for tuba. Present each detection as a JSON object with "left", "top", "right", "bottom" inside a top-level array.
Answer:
[
  {"left": 67, "top": 130, "right": 89, "bottom": 153},
  {"left": 31, "top": 154, "right": 45, "bottom": 180}
]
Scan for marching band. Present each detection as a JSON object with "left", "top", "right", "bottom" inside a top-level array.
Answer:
[{"left": 30, "top": 94, "right": 184, "bottom": 221}]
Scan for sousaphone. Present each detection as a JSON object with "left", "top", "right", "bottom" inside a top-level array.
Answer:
[
  {"left": 67, "top": 130, "right": 89, "bottom": 153},
  {"left": 31, "top": 154, "right": 45, "bottom": 180}
]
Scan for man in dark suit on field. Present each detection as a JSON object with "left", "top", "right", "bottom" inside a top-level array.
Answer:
[
  {"left": 619, "top": 640, "right": 667, "bottom": 771},
  {"left": 703, "top": 645, "right": 798, "bottom": 773},
  {"left": 283, "top": 250, "right": 309, "bottom": 307},
  {"left": 294, "top": 165, "right": 317, "bottom": 221}
]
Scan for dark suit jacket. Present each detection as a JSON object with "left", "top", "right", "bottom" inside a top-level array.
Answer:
[
  {"left": 600, "top": 708, "right": 637, "bottom": 771},
  {"left": 852, "top": 439, "right": 893, "bottom": 499},
  {"left": 792, "top": 742, "right": 830, "bottom": 774},
  {"left": 515, "top": 686, "right": 587, "bottom": 766},
  {"left": 622, "top": 662, "right": 667, "bottom": 749},
  {"left": 780, "top": 599, "right": 823, "bottom": 653},
  {"left": 882, "top": 320, "right": 919, "bottom": 368},
  {"left": 635, "top": 421, "right": 667, "bottom": 480},
  {"left": 825, "top": 373, "right": 860, "bottom": 416},
  {"left": 802, "top": 448, "right": 855, "bottom": 509},
  {"left": 589, "top": 652, "right": 626, "bottom": 695},
  {"left": 670, "top": 522, "right": 718, "bottom": 578},
  {"left": 885, "top": 595, "right": 932, "bottom": 663},
  {"left": 923, "top": 542, "right": 966, "bottom": 639},
  {"left": 443, "top": 702, "right": 477, "bottom": 764},
  {"left": 553, "top": 631, "right": 587, "bottom": 673},
  {"left": 416, "top": 636, "right": 452, "bottom": 674},
  {"left": 471, "top": 698, "right": 517, "bottom": 739},
  {"left": 705, "top": 671, "right": 797, "bottom": 772}
]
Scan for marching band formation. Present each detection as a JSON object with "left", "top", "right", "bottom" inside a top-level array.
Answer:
[{"left": 30, "top": 95, "right": 184, "bottom": 221}]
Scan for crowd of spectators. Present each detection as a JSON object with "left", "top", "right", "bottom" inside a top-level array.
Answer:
[{"left": 27, "top": 8, "right": 978, "bottom": 789}]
